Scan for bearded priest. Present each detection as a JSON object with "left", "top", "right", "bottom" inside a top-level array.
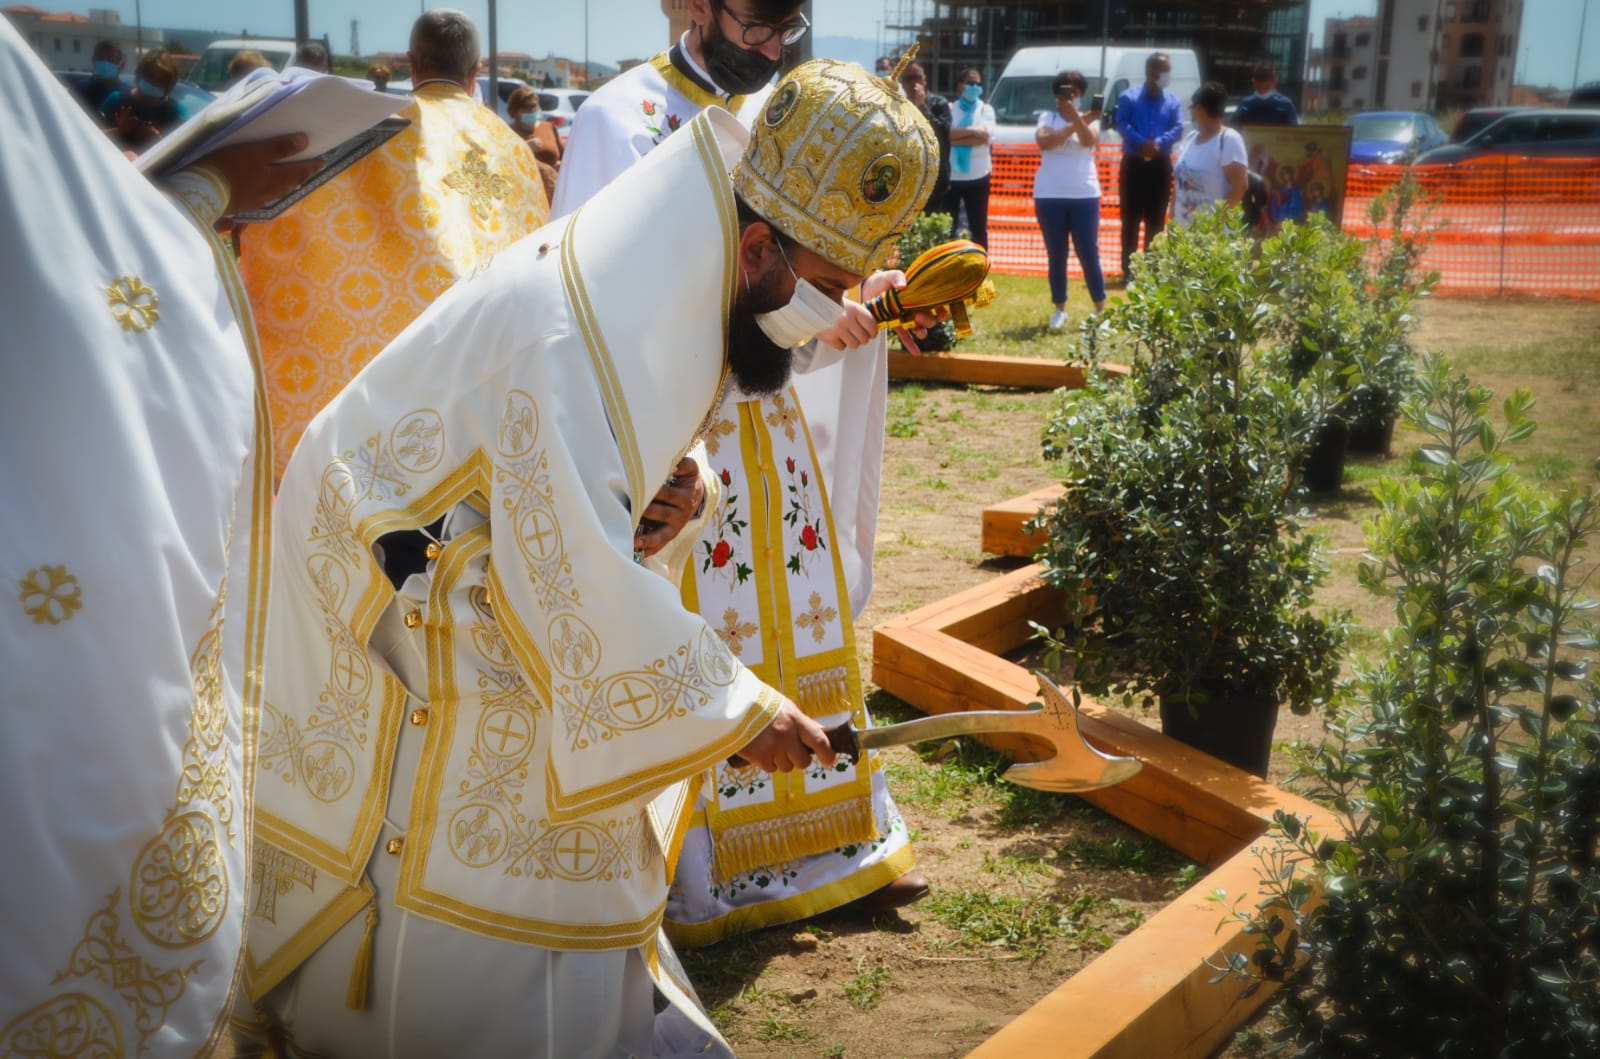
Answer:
[{"left": 237, "top": 60, "right": 938, "bottom": 1057}]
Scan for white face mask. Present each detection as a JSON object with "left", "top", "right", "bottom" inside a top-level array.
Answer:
[
  {"left": 754, "top": 243, "right": 841, "bottom": 349},
  {"left": 1157, "top": 72, "right": 1171, "bottom": 88}
]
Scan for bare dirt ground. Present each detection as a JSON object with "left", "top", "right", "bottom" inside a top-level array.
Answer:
[
  {"left": 214, "top": 297, "right": 1597, "bottom": 1059},
  {"left": 697, "top": 294, "right": 1600, "bottom": 1059}
]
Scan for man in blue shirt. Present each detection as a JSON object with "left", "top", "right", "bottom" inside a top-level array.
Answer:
[
  {"left": 1115, "top": 52, "right": 1184, "bottom": 280},
  {"left": 1233, "top": 62, "right": 1299, "bottom": 126}
]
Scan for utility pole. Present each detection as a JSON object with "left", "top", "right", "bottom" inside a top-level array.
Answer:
[
  {"left": 1098, "top": 0, "right": 1110, "bottom": 92},
  {"left": 351, "top": 19, "right": 360, "bottom": 59},
  {"left": 294, "top": 0, "right": 309, "bottom": 46},
  {"left": 488, "top": 0, "right": 498, "bottom": 110},
  {"left": 1576, "top": 0, "right": 1592, "bottom": 92}
]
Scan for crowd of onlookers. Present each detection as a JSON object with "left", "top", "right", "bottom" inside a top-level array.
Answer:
[
  {"left": 889, "top": 51, "right": 1300, "bottom": 331},
  {"left": 65, "top": 36, "right": 1288, "bottom": 333},
  {"left": 64, "top": 35, "right": 563, "bottom": 196}
]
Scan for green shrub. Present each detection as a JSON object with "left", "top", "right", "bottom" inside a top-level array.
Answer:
[
  {"left": 1219, "top": 357, "right": 1600, "bottom": 1056},
  {"left": 893, "top": 211, "right": 959, "bottom": 352},
  {"left": 1034, "top": 208, "right": 1345, "bottom": 717},
  {"left": 1263, "top": 174, "right": 1437, "bottom": 432}
]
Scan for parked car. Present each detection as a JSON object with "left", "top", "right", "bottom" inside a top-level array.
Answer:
[
  {"left": 191, "top": 38, "right": 297, "bottom": 92},
  {"left": 1345, "top": 111, "right": 1449, "bottom": 163},
  {"left": 1418, "top": 108, "right": 1600, "bottom": 163},
  {"left": 1571, "top": 82, "right": 1600, "bottom": 106},
  {"left": 989, "top": 45, "right": 1201, "bottom": 145},
  {"left": 538, "top": 88, "right": 589, "bottom": 146},
  {"left": 1450, "top": 106, "right": 1525, "bottom": 144},
  {"left": 477, "top": 75, "right": 526, "bottom": 121}
]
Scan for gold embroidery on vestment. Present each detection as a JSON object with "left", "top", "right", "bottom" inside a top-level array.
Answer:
[
  {"left": 795, "top": 591, "right": 839, "bottom": 644},
  {"left": 106, "top": 276, "right": 160, "bottom": 332},
  {"left": 130, "top": 812, "right": 229, "bottom": 947},
  {"left": 441, "top": 146, "right": 510, "bottom": 220},
  {"left": 18, "top": 564, "right": 83, "bottom": 625},
  {"left": 716, "top": 607, "right": 758, "bottom": 657},
  {"left": 764, "top": 392, "right": 800, "bottom": 442},
  {"left": 253, "top": 845, "right": 318, "bottom": 925},
  {"left": 55, "top": 890, "right": 200, "bottom": 1055},
  {"left": 0, "top": 991, "right": 124, "bottom": 1057}
]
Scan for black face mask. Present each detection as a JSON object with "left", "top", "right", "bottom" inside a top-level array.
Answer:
[{"left": 702, "top": 27, "right": 781, "bottom": 94}]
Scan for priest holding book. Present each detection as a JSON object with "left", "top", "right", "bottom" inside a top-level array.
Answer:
[{"left": 240, "top": 8, "right": 548, "bottom": 479}]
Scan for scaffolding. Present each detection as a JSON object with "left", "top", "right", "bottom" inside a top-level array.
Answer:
[{"left": 882, "top": 1, "right": 1311, "bottom": 104}]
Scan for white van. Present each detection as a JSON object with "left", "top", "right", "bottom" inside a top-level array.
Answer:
[
  {"left": 989, "top": 45, "right": 1201, "bottom": 145},
  {"left": 191, "top": 39, "right": 298, "bottom": 92}
]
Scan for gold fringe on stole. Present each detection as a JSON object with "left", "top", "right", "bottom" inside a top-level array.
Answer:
[
  {"left": 709, "top": 796, "right": 878, "bottom": 883},
  {"left": 345, "top": 902, "right": 379, "bottom": 1010},
  {"left": 794, "top": 665, "right": 851, "bottom": 718}
]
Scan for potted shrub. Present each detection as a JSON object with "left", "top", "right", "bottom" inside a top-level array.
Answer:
[
  {"left": 1034, "top": 210, "right": 1345, "bottom": 777},
  {"left": 1218, "top": 358, "right": 1600, "bottom": 1054},
  {"left": 1339, "top": 174, "right": 1438, "bottom": 454},
  {"left": 1263, "top": 176, "right": 1437, "bottom": 483}
]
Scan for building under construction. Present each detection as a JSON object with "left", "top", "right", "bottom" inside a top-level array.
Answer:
[{"left": 882, "top": 0, "right": 1311, "bottom": 106}]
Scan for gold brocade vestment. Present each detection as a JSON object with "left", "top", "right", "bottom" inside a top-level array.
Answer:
[{"left": 242, "top": 82, "right": 549, "bottom": 477}]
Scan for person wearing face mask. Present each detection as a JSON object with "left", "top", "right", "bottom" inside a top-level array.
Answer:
[
  {"left": 238, "top": 9, "right": 547, "bottom": 482},
  {"left": 507, "top": 84, "right": 562, "bottom": 202},
  {"left": 98, "top": 50, "right": 187, "bottom": 151},
  {"left": 943, "top": 67, "right": 996, "bottom": 248},
  {"left": 1114, "top": 51, "right": 1184, "bottom": 281},
  {"left": 550, "top": 0, "right": 805, "bottom": 219},
  {"left": 555, "top": 41, "right": 940, "bottom": 946},
  {"left": 71, "top": 39, "right": 123, "bottom": 113},
  {"left": 234, "top": 59, "right": 939, "bottom": 1058}
]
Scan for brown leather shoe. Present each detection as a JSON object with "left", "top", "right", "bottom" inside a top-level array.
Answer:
[{"left": 847, "top": 871, "right": 930, "bottom": 914}]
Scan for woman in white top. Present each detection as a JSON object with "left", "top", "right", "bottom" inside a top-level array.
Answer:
[
  {"left": 1171, "top": 81, "right": 1250, "bottom": 227},
  {"left": 1033, "top": 69, "right": 1107, "bottom": 329},
  {"left": 945, "top": 67, "right": 998, "bottom": 248}
]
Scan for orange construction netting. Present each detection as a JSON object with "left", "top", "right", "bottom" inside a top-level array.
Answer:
[{"left": 984, "top": 144, "right": 1600, "bottom": 300}]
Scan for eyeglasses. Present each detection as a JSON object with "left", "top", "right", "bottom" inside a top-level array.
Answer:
[{"left": 716, "top": 3, "right": 811, "bottom": 47}]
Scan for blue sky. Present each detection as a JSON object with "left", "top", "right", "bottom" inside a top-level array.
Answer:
[{"left": 51, "top": 1, "right": 1600, "bottom": 89}]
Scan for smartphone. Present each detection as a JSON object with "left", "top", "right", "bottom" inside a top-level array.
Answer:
[{"left": 1090, "top": 92, "right": 1105, "bottom": 113}]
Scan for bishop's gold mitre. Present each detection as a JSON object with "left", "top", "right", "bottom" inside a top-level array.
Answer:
[{"left": 734, "top": 58, "right": 939, "bottom": 275}]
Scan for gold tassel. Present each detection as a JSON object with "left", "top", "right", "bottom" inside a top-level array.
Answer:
[
  {"left": 345, "top": 902, "right": 379, "bottom": 1010},
  {"left": 710, "top": 798, "right": 878, "bottom": 882}
]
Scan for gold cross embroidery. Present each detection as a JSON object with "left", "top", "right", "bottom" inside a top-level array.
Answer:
[
  {"left": 441, "top": 146, "right": 510, "bottom": 220},
  {"left": 253, "top": 845, "right": 317, "bottom": 924}
]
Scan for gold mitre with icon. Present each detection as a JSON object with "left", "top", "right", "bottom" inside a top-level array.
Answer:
[{"left": 734, "top": 55, "right": 938, "bottom": 275}]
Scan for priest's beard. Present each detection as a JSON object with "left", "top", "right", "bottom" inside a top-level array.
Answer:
[{"left": 726, "top": 264, "right": 795, "bottom": 398}]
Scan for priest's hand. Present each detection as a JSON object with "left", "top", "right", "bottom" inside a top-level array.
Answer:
[
  {"left": 735, "top": 700, "right": 838, "bottom": 774},
  {"left": 634, "top": 456, "right": 705, "bottom": 560},
  {"left": 198, "top": 133, "right": 323, "bottom": 218}
]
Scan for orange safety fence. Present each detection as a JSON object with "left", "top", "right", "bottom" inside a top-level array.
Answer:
[{"left": 983, "top": 144, "right": 1600, "bottom": 300}]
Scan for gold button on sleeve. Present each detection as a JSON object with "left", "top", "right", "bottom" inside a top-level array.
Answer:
[
  {"left": 385, "top": 837, "right": 404, "bottom": 855},
  {"left": 424, "top": 541, "right": 442, "bottom": 561},
  {"left": 404, "top": 609, "right": 422, "bottom": 629},
  {"left": 409, "top": 708, "right": 429, "bottom": 726}
]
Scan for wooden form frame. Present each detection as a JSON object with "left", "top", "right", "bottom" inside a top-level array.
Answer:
[
  {"left": 980, "top": 483, "right": 1066, "bottom": 559},
  {"left": 888, "top": 351, "right": 1129, "bottom": 390},
  {"left": 872, "top": 565, "right": 1338, "bottom": 1058}
]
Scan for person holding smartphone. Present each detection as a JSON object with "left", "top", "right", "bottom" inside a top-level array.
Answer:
[{"left": 1033, "top": 70, "right": 1106, "bottom": 330}]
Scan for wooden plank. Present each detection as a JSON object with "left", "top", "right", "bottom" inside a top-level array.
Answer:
[
  {"left": 888, "top": 352, "right": 1131, "bottom": 390},
  {"left": 967, "top": 848, "right": 1332, "bottom": 1059},
  {"left": 866, "top": 564, "right": 1346, "bottom": 1058},
  {"left": 981, "top": 484, "right": 1067, "bottom": 558},
  {"left": 873, "top": 627, "right": 1297, "bottom": 863}
]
